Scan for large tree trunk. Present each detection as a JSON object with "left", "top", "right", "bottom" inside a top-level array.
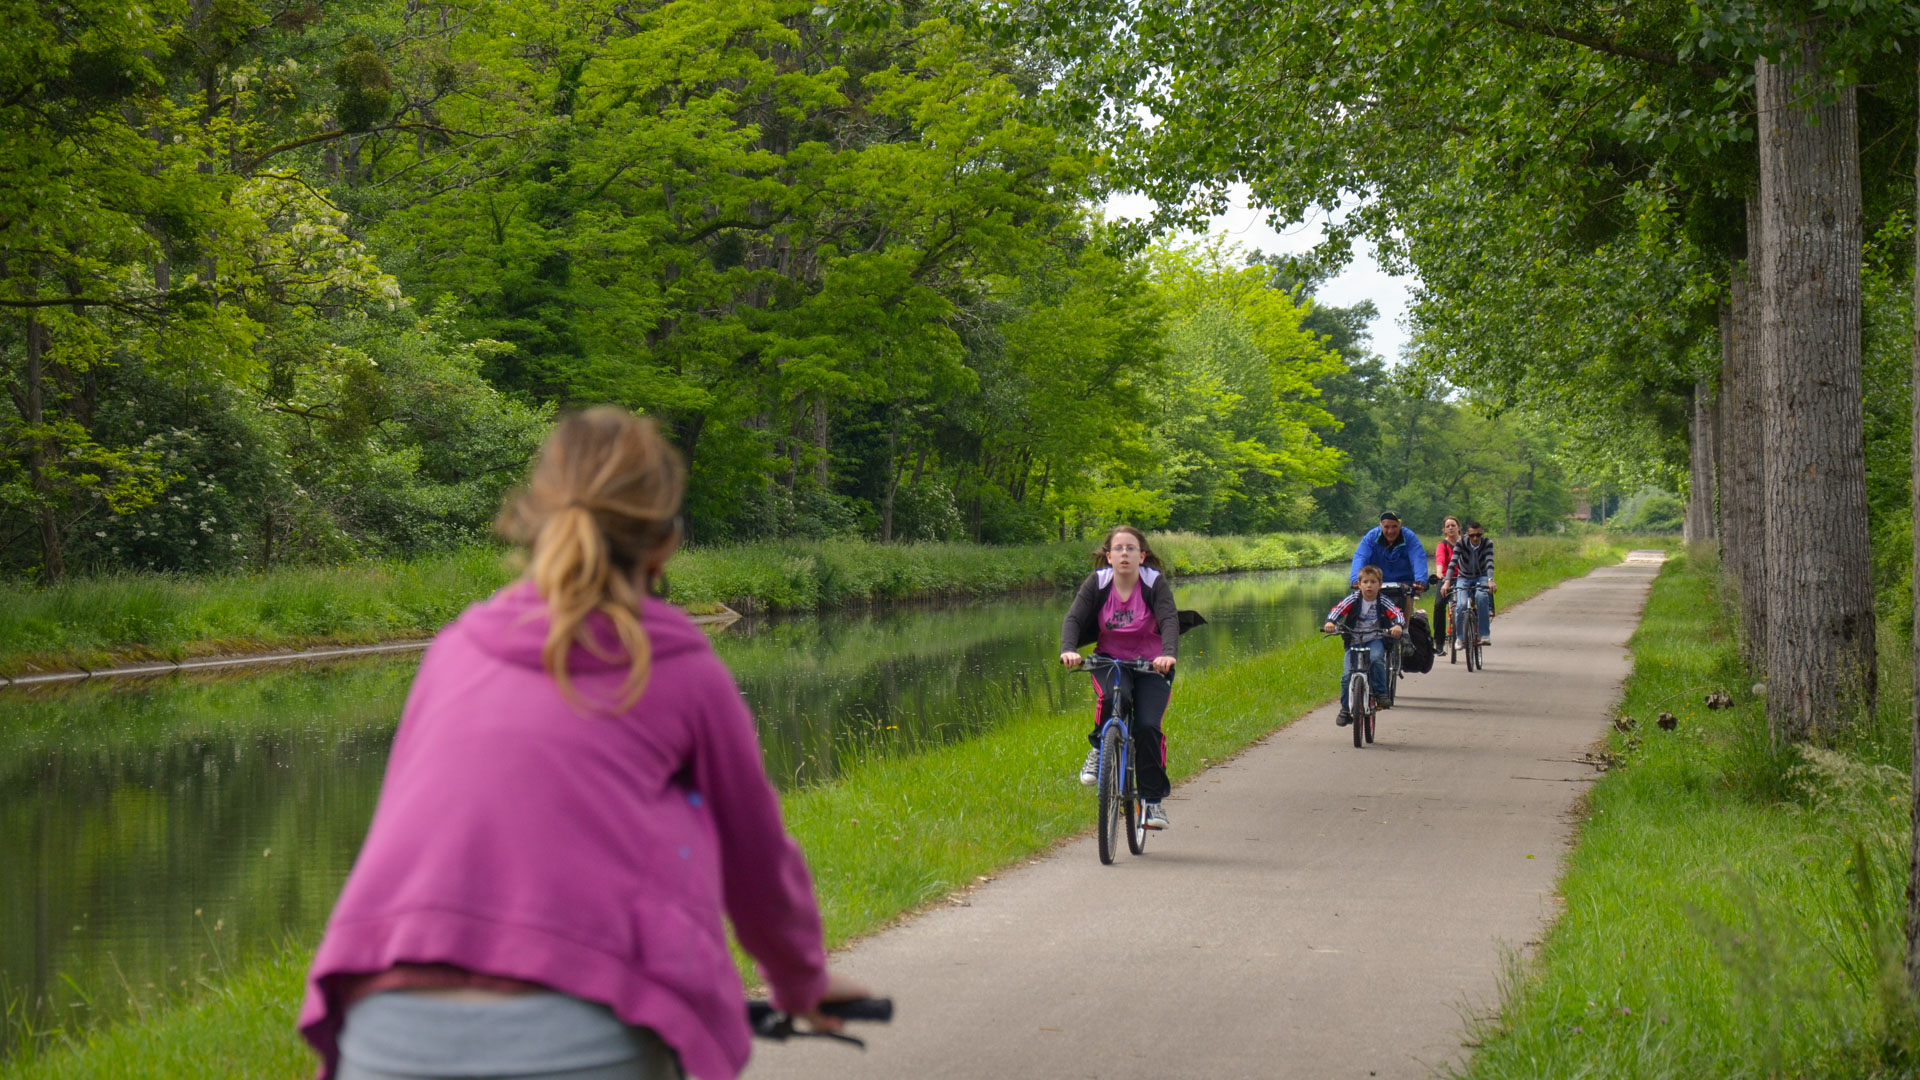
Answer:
[
  {"left": 1724, "top": 205, "right": 1769, "bottom": 673},
  {"left": 1756, "top": 36, "right": 1873, "bottom": 743},
  {"left": 812, "top": 398, "right": 830, "bottom": 486},
  {"left": 1904, "top": 54, "right": 1920, "bottom": 1006},
  {"left": 1684, "top": 378, "right": 1717, "bottom": 545},
  {"left": 24, "top": 313, "right": 64, "bottom": 581},
  {"left": 1715, "top": 301, "right": 1734, "bottom": 542}
]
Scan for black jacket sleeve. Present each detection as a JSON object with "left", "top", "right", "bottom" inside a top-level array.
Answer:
[{"left": 1060, "top": 572, "right": 1103, "bottom": 653}]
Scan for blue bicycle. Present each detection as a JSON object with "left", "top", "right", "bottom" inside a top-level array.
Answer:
[{"left": 1082, "top": 655, "right": 1163, "bottom": 865}]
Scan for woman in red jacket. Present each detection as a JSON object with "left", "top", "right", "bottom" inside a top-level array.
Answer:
[{"left": 1431, "top": 516, "right": 1460, "bottom": 645}]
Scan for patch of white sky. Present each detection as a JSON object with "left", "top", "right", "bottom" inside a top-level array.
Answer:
[{"left": 1101, "top": 184, "right": 1418, "bottom": 363}]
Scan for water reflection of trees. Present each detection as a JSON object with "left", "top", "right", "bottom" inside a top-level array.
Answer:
[{"left": 0, "top": 728, "right": 390, "bottom": 1061}]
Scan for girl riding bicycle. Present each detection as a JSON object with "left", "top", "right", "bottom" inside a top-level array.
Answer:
[
  {"left": 1059, "top": 526, "right": 1182, "bottom": 830},
  {"left": 299, "top": 408, "right": 864, "bottom": 1080}
]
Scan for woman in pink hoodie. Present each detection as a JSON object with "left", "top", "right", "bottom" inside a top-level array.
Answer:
[{"left": 300, "top": 407, "right": 862, "bottom": 1080}]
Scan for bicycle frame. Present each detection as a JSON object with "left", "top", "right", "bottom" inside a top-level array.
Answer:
[
  {"left": 1441, "top": 574, "right": 1487, "bottom": 672},
  {"left": 1082, "top": 655, "right": 1164, "bottom": 862},
  {"left": 1328, "top": 632, "right": 1380, "bottom": 746}
]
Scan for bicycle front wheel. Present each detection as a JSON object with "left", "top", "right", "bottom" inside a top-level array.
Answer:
[
  {"left": 1097, "top": 726, "right": 1124, "bottom": 865},
  {"left": 1466, "top": 611, "right": 1481, "bottom": 672},
  {"left": 1349, "top": 671, "right": 1369, "bottom": 748}
]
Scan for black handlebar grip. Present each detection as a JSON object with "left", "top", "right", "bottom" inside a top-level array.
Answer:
[{"left": 819, "top": 997, "right": 893, "bottom": 1022}]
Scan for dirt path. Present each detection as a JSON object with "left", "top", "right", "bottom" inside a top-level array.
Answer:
[{"left": 744, "top": 561, "right": 1661, "bottom": 1080}]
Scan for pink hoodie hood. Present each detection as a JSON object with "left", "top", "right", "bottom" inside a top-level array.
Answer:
[{"left": 299, "top": 582, "right": 827, "bottom": 1080}]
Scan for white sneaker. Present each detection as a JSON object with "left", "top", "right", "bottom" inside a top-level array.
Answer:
[
  {"left": 1078, "top": 748, "right": 1099, "bottom": 786},
  {"left": 1143, "top": 802, "right": 1170, "bottom": 829}
]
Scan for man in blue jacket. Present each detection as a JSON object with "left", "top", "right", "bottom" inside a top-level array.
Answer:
[{"left": 1349, "top": 512, "right": 1429, "bottom": 595}]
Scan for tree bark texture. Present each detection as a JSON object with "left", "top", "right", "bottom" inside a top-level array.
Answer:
[
  {"left": 1756, "top": 38, "right": 1874, "bottom": 743},
  {"left": 1724, "top": 223, "right": 1769, "bottom": 674},
  {"left": 1685, "top": 377, "right": 1717, "bottom": 544},
  {"left": 24, "top": 313, "right": 64, "bottom": 581},
  {"left": 1904, "top": 55, "right": 1920, "bottom": 1003}
]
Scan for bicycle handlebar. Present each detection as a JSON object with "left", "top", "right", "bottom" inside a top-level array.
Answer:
[
  {"left": 1081, "top": 655, "right": 1161, "bottom": 673},
  {"left": 747, "top": 997, "right": 894, "bottom": 1048}
]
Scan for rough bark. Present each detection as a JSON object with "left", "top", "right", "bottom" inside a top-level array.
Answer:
[
  {"left": 24, "top": 313, "right": 63, "bottom": 580},
  {"left": 1905, "top": 54, "right": 1920, "bottom": 1005},
  {"left": 1684, "top": 378, "right": 1718, "bottom": 544},
  {"left": 1724, "top": 217, "right": 1769, "bottom": 674},
  {"left": 812, "top": 399, "right": 830, "bottom": 486},
  {"left": 1715, "top": 301, "right": 1734, "bottom": 543},
  {"left": 1756, "top": 37, "right": 1874, "bottom": 743}
]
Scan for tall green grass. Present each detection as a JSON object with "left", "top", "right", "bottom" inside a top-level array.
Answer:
[
  {"left": 0, "top": 536, "right": 1626, "bottom": 1080},
  {"left": 0, "top": 533, "right": 1352, "bottom": 676},
  {"left": 1458, "top": 553, "right": 1918, "bottom": 1080}
]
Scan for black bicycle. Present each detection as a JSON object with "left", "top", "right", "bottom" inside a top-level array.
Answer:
[
  {"left": 749, "top": 997, "right": 894, "bottom": 1048},
  {"left": 1325, "top": 631, "right": 1380, "bottom": 747},
  {"left": 1452, "top": 581, "right": 1486, "bottom": 672},
  {"left": 1080, "top": 655, "right": 1164, "bottom": 865}
]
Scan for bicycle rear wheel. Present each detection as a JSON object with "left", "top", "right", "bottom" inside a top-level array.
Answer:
[
  {"left": 1125, "top": 753, "right": 1147, "bottom": 855},
  {"left": 1364, "top": 697, "right": 1376, "bottom": 743},
  {"left": 1097, "top": 726, "right": 1124, "bottom": 865},
  {"left": 1348, "top": 671, "right": 1368, "bottom": 748}
]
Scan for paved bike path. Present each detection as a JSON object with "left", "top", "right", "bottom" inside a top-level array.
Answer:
[{"left": 744, "top": 562, "right": 1661, "bottom": 1080}]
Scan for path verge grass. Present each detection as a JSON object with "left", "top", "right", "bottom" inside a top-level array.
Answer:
[
  {"left": 0, "top": 535, "right": 1627, "bottom": 1080},
  {"left": 0, "top": 533, "right": 1350, "bottom": 677},
  {"left": 1458, "top": 552, "right": 1917, "bottom": 1080}
]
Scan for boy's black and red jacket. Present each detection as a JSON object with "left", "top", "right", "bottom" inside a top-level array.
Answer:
[{"left": 1325, "top": 592, "right": 1406, "bottom": 642}]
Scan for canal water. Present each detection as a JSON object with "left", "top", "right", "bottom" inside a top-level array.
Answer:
[{"left": 0, "top": 566, "right": 1348, "bottom": 1059}]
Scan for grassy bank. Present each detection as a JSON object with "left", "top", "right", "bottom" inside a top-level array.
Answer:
[
  {"left": 0, "top": 535, "right": 1627, "bottom": 1079},
  {"left": 1459, "top": 552, "right": 1916, "bottom": 1079},
  {"left": 0, "top": 532, "right": 1350, "bottom": 677}
]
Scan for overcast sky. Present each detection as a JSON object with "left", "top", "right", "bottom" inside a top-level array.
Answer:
[{"left": 1102, "top": 186, "right": 1417, "bottom": 363}]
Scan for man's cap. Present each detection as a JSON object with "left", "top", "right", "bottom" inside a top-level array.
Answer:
[{"left": 1379, "top": 511, "right": 1401, "bottom": 522}]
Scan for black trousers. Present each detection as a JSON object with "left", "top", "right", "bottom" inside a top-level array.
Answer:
[{"left": 1085, "top": 664, "right": 1175, "bottom": 802}]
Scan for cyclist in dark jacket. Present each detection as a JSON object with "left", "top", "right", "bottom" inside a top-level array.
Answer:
[{"left": 1448, "top": 521, "right": 1496, "bottom": 645}]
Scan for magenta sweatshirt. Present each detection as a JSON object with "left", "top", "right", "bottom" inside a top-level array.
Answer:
[{"left": 298, "top": 583, "right": 828, "bottom": 1080}]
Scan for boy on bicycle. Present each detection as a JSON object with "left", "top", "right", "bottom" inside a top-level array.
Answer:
[{"left": 1323, "top": 565, "right": 1405, "bottom": 727}]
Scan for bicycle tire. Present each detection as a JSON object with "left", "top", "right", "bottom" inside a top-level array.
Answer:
[
  {"left": 1097, "top": 725, "right": 1124, "bottom": 865},
  {"left": 1390, "top": 638, "right": 1405, "bottom": 707},
  {"left": 1365, "top": 695, "right": 1376, "bottom": 743},
  {"left": 1465, "top": 606, "right": 1480, "bottom": 672},
  {"left": 1125, "top": 752, "right": 1147, "bottom": 855},
  {"left": 1349, "top": 671, "right": 1368, "bottom": 748}
]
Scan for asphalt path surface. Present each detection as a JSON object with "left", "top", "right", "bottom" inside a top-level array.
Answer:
[{"left": 744, "top": 560, "right": 1661, "bottom": 1080}]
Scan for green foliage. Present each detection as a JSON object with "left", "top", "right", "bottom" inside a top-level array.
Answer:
[
  {"left": 0, "top": 0, "right": 1582, "bottom": 580},
  {"left": 1026, "top": 0, "right": 1919, "bottom": 501},
  {"left": 1610, "top": 489, "right": 1687, "bottom": 535}
]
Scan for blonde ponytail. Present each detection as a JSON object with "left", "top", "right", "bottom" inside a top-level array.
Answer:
[{"left": 499, "top": 409, "right": 686, "bottom": 707}]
